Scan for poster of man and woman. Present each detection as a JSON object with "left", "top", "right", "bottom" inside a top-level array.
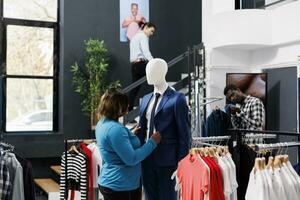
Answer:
[{"left": 120, "top": 0, "right": 149, "bottom": 42}]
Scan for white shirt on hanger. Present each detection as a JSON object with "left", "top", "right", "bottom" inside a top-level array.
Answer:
[
  {"left": 245, "top": 170, "right": 266, "bottom": 200},
  {"left": 280, "top": 164, "right": 298, "bottom": 199},
  {"left": 224, "top": 153, "right": 238, "bottom": 200},
  {"left": 262, "top": 168, "right": 278, "bottom": 200},
  {"left": 217, "top": 157, "right": 232, "bottom": 200},
  {"left": 286, "top": 160, "right": 300, "bottom": 195},
  {"left": 273, "top": 168, "right": 288, "bottom": 200}
]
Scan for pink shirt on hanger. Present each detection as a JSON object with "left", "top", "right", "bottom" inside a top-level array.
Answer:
[{"left": 177, "top": 154, "right": 209, "bottom": 200}]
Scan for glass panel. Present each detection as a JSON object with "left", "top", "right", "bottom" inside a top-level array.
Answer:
[
  {"left": 6, "top": 78, "right": 53, "bottom": 132},
  {"left": 6, "top": 25, "right": 54, "bottom": 76},
  {"left": 4, "top": 0, "right": 57, "bottom": 22}
]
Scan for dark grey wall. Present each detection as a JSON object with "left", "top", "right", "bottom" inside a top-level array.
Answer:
[
  {"left": 265, "top": 67, "right": 297, "bottom": 132},
  {"left": 2, "top": 0, "right": 201, "bottom": 158},
  {"left": 242, "top": 0, "right": 265, "bottom": 8},
  {"left": 264, "top": 67, "right": 298, "bottom": 164}
]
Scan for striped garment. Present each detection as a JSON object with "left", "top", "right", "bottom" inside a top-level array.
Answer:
[
  {"left": 60, "top": 152, "right": 88, "bottom": 200},
  {"left": 0, "top": 157, "right": 12, "bottom": 200},
  {"left": 231, "top": 95, "right": 265, "bottom": 130}
]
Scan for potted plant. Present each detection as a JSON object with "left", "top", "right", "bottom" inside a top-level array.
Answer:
[{"left": 70, "top": 39, "right": 121, "bottom": 128}]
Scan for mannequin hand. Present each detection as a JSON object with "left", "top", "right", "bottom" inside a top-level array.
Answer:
[{"left": 151, "top": 132, "right": 161, "bottom": 144}]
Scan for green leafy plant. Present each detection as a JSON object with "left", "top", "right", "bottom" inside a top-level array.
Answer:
[{"left": 70, "top": 39, "right": 121, "bottom": 125}]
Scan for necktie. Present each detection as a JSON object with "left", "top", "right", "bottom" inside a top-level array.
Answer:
[{"left": 149, "top": 93, "right": 161, "bottom": 138}]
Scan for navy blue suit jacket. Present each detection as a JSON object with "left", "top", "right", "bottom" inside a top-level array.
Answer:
[{"left": 138, "top": 87, "right": 191, "bottom": 167}]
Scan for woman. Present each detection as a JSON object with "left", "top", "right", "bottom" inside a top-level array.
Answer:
[
  {"left": 128, "top": 22, "right": 156, "bottom": 111},
  {"left": 96, "top": 89, "right": 161, "bottom": 200}
]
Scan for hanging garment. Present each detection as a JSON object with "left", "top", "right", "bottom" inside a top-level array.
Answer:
[
  {"left": 245, "top": 170, "right": 267, "bottom": 200},
  {"left": 177, "top": 154, "right": 210, "bottom": 200},
  {"left": 217, "top": 157, "right": 232, "bottom": 200},
  {"left": 0, "top": 157, "right": 12, "bottom": 200},
  {"left": 273, "top": 167, "right": 287, "bottom": 200},
  {"left": 224, "top": 153, "right": 238, "bottom": 200},
  {"left": 15, "top": 154, "right": 36, "bottom": 200},
  {"left": 286, "top": 161, "right": 300, "bottom": 195},
  {"left": 205, "top": 110, "right": 232, "bottom": 137},
  {"left": 278, "top": 165, "right": 298, "bottom": 200},
  {"left": 60, "top": 152, "right": 88, "bottom": 200},
  {"left": 202, "top": 156, "right": 225, "bottom": 200},
  {"left": 80, "top": 143, "right": 93, "bottom": 200},
  {"left": 87, "top": 143, "right": 103, "bottom": 200},
  {"left": 2, "top": 152, "right": 24, "bottom": 200},
  {"left": 233, "top": 144, "right": 271, "bottom": 200}
]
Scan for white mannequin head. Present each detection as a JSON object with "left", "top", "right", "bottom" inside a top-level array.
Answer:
[{"left": 146, "top": 58, "right": 168, "bottom": 86}]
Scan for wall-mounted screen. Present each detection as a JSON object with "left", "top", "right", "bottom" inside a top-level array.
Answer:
[{"left": 226, "top": 73, "right": 267, "bottom": 105}]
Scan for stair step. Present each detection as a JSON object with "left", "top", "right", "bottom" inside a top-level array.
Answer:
[
  {"left": 51, "top": 165, "right": 61, "bottom": 175},
  {"left": 34, "top": 178, "right": 60, "bottom": 193}
]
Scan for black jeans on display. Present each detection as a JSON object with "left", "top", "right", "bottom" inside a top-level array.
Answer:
[
  {"left": 99, "top": 185, "right": 141, "bottom": 200},
  {"left": 128, "top": 61, "right": 147, "bottom": 111}
]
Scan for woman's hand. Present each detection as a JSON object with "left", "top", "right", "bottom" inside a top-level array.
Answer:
[
  {"left": 132, "top": 124, "right": 141, "bottom": 134},
  {"left": 151, "top": 132, "right": 161, "bottom": 144}
]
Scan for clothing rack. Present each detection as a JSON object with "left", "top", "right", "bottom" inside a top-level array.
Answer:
[
  {"left": 193, "top": 135, "right": 231, "bottom": 142},
  {"left": 192, "top": 141, "right": 223, "bottom": 148},
  {"left": 242, "top": 133, "right": 277, "bottom": 144},
  {"left": 193, "top": 97, "right": 223, "bottom": 137},
  {"left": 192, "top": 136, "right": 232, "bottom": 149},
  {"left": 63, "top": 139, "right": 97, "bottom": 199},
  {"left": 199, "top": 97, "right": 224, "bottom": 106},
  {"left": 243, "top": 133, "right": 277, "bottom": 139},
  {"left": 228, "top": 129, "right": 300, "bottom": 200},
  {"left": 254, "top": 141, "right": 300, "bottom": 151}
]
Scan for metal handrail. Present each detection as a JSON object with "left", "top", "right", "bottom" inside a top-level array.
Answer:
[
  {"left": 122, "top": 51, "right": 190, "bottom": 93},
  {"left": 258, "top": 0, "right": 297, "bottom": 8}
]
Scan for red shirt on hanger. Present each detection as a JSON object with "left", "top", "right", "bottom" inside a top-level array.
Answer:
[{"left": 80, "top": 143, "right": 93, "bottom": 200}]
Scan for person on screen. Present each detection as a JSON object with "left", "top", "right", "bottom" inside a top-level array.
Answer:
[{"left": 122, "top": 3, "right": 146, "bottom": 41}]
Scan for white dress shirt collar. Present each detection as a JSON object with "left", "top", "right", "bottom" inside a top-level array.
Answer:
[{"left": 153, "top": 83, "right": 168, "bottom": 96}]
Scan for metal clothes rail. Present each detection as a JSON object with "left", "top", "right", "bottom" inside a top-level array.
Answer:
[
  {"left": 192, "top": 135, "right": 233, "bottom": 149},
  {"left": 255, "top": 141, "right": 300, "bottom": 151}
]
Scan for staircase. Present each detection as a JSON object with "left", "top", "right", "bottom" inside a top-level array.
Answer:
[
  {"left": 123, "top": 43, "right": 205, "bottom": 138},
  {"left": 34, "top": 165, "right": 60, "bottom": 199}
]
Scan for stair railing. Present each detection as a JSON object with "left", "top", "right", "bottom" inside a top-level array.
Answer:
[{"left": 122, "top": 44, "right": 205, "bottom": 125}]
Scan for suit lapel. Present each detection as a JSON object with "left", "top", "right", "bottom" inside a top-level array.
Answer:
[
  {"left": 155, "top": 87, "right": 173, "bottom": 116},
  {"left": 141, "top": 93, "right": 153, "bottom": 117}
]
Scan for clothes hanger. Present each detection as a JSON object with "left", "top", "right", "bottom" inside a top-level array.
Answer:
[
  {"left": 266, "top": 144, "right": 274, "bottom": 169},
  {"left": 0, "top": 142, "right": 14, "bottom": 152},
  {"left": 261, "top": 157, "right": 266, "bottom": 169},
  {"left": 274, "top": 143, "right": 283, "bottom": 168},
  {"left": 282, "top": 142, "right": 289, "bottom": 163},
  {"left": 254, "top": 158, "right": 262, "bottom": 173},
  {"left": 68, "top": 143, "right": 80, "bottom": 154},
  {"left": 267, "top": 156, "right": 274, "bottom": 169},
  {"left": 83, "top": 139, "right": 95, "bottom": 145}
]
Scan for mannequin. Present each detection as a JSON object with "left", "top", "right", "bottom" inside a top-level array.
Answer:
[
  {"left": 145, "top": 58, "right": 168, "bottom": 90},
  {"left": 138, "top": 58, "right": 191, "bottom": 200}
]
